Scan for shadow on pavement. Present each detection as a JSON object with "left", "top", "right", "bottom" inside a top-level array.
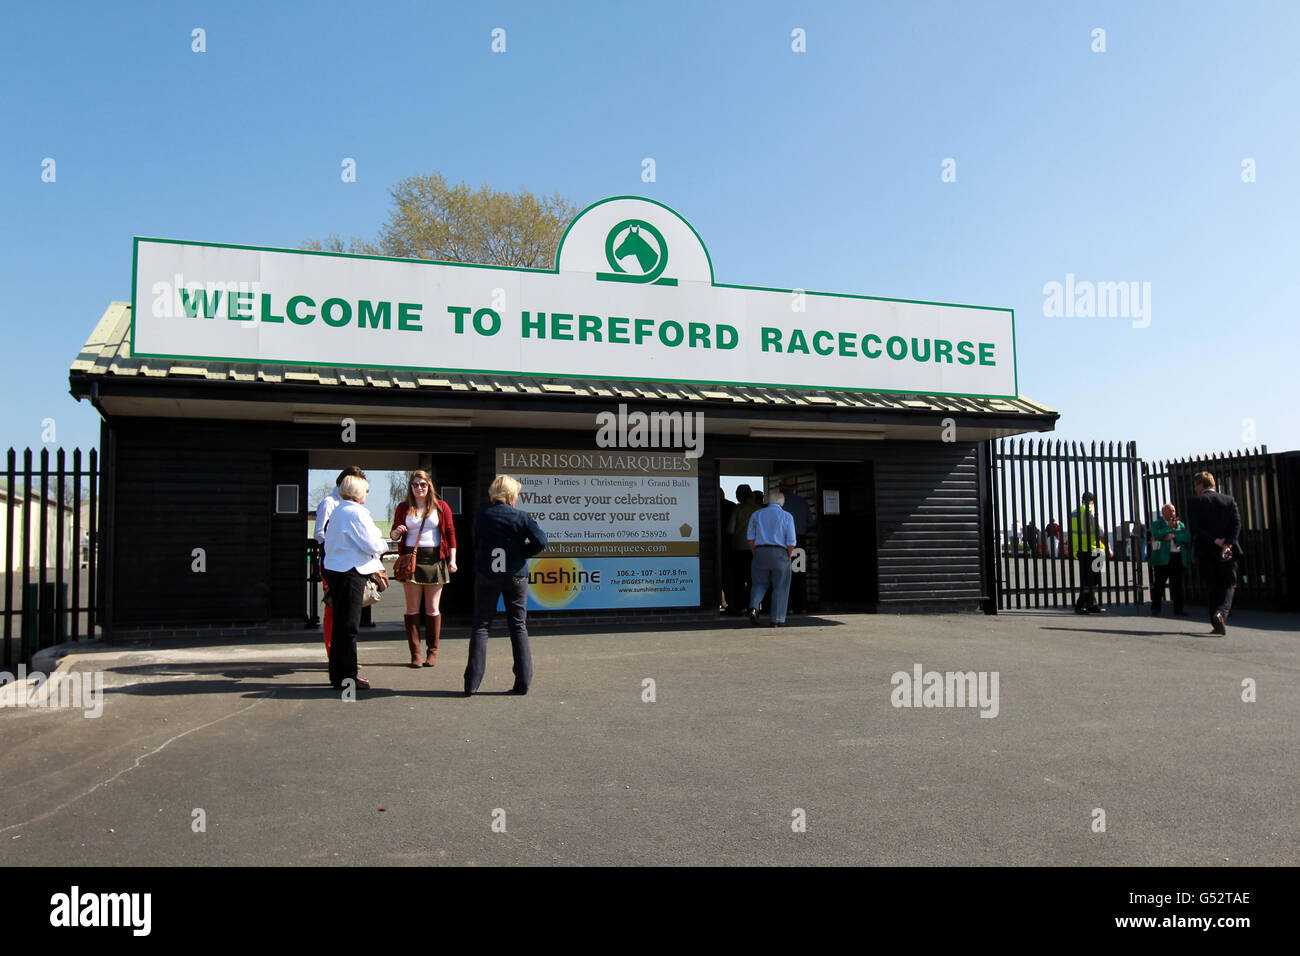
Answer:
[
  {"left": 104, "top": 676, "right": 474, "bottom": 701},
  {"left": 86, "top": 613, "right": 848, "bottom": 653},
  {"left": 96, "top": 660, "right": 495, "bottom": 700},
  {"left": 1009, "top": 606, "right": 1297, "bottom": 633},
  {"left": 1038, "top": 627, "right": 1221, "bottom": 638}
]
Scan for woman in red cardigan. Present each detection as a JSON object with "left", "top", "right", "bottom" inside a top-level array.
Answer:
[{"left": 391, "top": 470, "right": 458, "bottom": 667}]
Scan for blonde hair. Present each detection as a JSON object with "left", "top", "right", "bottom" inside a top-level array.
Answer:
[
  {"left": 404, "top": 469, "right": 440, "bottom": 515},
  {"left": 489, "top": 475, "right": 521, "bottom": 504},
  {"left": 338, "top": 475, "right": 369, "bottom": 502}
]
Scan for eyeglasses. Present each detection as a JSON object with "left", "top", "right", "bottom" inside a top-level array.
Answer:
[{"left": 411, "top": 481, "right": 429, "bottom": 488}]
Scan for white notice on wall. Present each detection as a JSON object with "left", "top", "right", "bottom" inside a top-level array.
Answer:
[{"left": 823, "top": 490, "right": 840, "bottom": 515}]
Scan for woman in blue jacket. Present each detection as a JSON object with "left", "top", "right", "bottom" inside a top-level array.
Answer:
[{"left": 464, "top": 475, "right": 547, "bottom": 696}]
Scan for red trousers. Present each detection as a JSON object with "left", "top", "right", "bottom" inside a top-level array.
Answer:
[{"left": 323, "top": 604, "right": 333, "bottom": 657}]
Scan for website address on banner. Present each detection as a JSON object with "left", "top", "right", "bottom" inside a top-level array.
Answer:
[
  {"left": 1113, "top": 915, "right": 1250, "bottom": 930},
  {"left": 545, "top": 543, "right": 670, "bottom": 555}
]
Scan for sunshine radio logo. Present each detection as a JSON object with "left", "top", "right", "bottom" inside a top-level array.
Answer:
[{"left": 526, "top": 557, "right": 601, "bottom": 608}]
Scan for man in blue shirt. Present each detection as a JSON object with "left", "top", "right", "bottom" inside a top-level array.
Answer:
[
  {"left": 466, "top": 475, "right": 548, "bottom": 695},
  {"left": 747, "top": 490, "right": 797, "bottom": 627}
]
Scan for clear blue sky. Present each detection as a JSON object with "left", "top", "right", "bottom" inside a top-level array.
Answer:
[{"left": 2, "top": 0, "right": 1296, "bottom": 462}]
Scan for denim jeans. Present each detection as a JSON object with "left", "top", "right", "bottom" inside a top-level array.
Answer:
[
  {"left": 465, "top": 574, "right": 532, "bottom": 692},
  {"left": 749, "top": 547, "right": 792, "bottom": 623}
]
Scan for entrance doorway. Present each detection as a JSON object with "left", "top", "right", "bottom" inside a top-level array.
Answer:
[
  {"left": 718, "top": 459, "right": 878, "bottom": 614},
  {"left": 423, "top": 453, "right": 476, "bottom": 615},
  {"left": 808, "top": 461, "right": 878, "bottom": 610},
  {"left": 300, "top": 450, "right": 479, "bottom": 625}
]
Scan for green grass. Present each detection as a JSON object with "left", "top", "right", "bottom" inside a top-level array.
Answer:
[{"left": 305, "top": 518, "right": 395, "bottom": 538}]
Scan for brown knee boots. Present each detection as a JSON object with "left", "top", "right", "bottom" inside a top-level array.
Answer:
[
  {"left": 423, "top": 612, "right": 440, "bottom": 667},
  {"left": 404, "top": 613, "right": 422, "bottom": 668}
]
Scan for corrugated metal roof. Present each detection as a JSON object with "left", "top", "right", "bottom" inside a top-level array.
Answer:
[{"left": 71, "top": 302, "right": 1059, "bottom": 419}]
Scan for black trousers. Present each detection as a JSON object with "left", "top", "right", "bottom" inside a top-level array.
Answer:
[
  {"left": 720, "top": 548, "right": 735, "bottom": 609},
  {"left": 1197, "top": 549, "right": 1237, "bottom": 620},
  {"left": 727, "top": 549, "right": 752, "bottom": 614},
  {"left": 1074, "top": 550, "right": 1101, "bottom": 609},
  {"left": 323, "top": 567, "right": 366, "bottom": 687},
  {"left": 466, "top": 574, "right": 532, "bottom": 692},
  {"left": 1151, "top": 560, "right": 1185, "bottom": 614}
]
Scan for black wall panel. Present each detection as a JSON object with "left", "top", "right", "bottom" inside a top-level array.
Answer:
[
  {"left": 270, "top": 449, "right": 308, "bottom": 619},
  {"left": 112, "top": 419, "right": 273, "bottom": 626},
  {"left": 874, "top": 443, "right": 982, "bottom": 608},
  {"left": 105, "top": 416, "right": 986, "bottom": 628}
]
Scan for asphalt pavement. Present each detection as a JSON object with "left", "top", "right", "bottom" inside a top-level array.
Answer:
[{"left": 0, "top": 607, "right": 1295, "bottom": 866}]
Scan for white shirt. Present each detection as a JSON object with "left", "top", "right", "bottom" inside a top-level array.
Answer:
[
  {"left": 404, "top": 507, "right": 441, "bottom": 549},
  {"left": 322, "top": 500, "right": 386, "bottom": 574},
  {"left": 314, "top": 489, "right": 341, "bottom": 544}
]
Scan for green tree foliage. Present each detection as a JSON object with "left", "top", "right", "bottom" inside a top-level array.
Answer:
[{"left": 303, "top": 173, "right": 580, "bottom": 268}]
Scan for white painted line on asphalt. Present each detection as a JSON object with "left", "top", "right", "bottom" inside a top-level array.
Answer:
[{"left": 0, "top": 693, "right": 274, "bottom": 838}]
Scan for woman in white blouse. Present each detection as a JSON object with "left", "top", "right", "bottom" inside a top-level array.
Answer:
[{"left": 322, "top": 475, "right": 387, "bottom": 692}]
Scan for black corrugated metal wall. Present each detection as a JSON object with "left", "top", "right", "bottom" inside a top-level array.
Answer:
[
  {"left": 103, "top": 418, "right": 987, "bottom": 630},
  {"left": 874, "top": 443, "right": 982, "bottom": 610},
  {"left": 111, "top": 419, "right": 273, "bottom": 627}
]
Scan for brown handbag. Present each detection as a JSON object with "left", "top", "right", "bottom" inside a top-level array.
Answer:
[{"left": 393, "top": 507, "right": 429, "bottom": 582}]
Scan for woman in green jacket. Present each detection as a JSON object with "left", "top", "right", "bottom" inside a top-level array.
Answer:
[{"left": 1149, "top": 503, "right": 1192, "bottom": 616}]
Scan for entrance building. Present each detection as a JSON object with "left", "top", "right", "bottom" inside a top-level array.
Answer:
[{"left": 68, "top": 197, "right": 1058, "bottom": 637}]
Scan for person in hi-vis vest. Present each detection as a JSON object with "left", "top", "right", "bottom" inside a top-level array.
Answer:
[{"left": 1070, "top": 491, "right": 1111, "bottom": 613}]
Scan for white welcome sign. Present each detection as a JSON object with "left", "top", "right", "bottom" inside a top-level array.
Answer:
[{"left": 131, "top": 197, "right": 1017, "bottom": 398}]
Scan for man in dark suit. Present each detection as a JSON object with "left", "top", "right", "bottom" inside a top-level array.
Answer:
[{"left": 1185, "top": 471, "right": 1242, "bottom": 636}]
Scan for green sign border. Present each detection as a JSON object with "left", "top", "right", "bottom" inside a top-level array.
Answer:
[{"left": 128, "top": 195, "right": 1020, "bottom": 401}]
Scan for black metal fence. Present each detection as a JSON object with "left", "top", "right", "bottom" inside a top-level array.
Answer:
[
  {"left": 304, "top": 538, "right": 384, "bottom": 629},
  {"left": 2, "top": 441, "right": 1286, "bottom": 655},
  {"left": 1143, "top": 446, "right": 1286, "bottom": 608},
  {"left": 991, "top": 439, "right": 1144, "bottom": 610},
  {"left": 992, "top": 439, "right": 1291, "bottom": 612},
  {"left": 2, "top": 447, "right": 100, "bottom": 667},
  {"left": 306, "top": 539, "right": 322, "bottom": 627}
]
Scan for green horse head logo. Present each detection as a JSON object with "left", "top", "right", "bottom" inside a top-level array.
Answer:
[{"left": 603, "top": 219, "right": 669, "bottom": 284}]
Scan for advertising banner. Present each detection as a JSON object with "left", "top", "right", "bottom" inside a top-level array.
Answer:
[{"left": 497, "top": 448, "right": 700, "bottom": 610}]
